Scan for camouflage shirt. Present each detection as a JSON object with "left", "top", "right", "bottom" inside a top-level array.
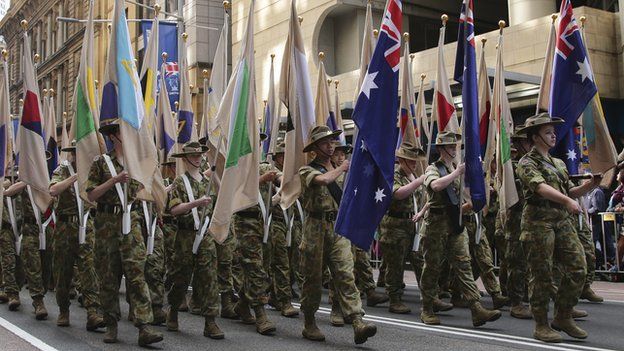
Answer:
[
  {"left": 424, "top": 159, "right": 460, "bottom": 209},
  {"left": 517, "top": 147, "right": 573, "bottom": 203},
  {"left": 299, "top": 163, "right": 340, "bottom": 213},
  {"left": 86, "top": 151, "right": 140, "bottom": 206},
  {"left": 2, "top": 182, "right": 22, "bottom": 224},
  {"left": 50, "top": 163, "right": 79, "bottom": 215},
  {"left": 168, "top": 171, "right": 212, "bottom": 229},
  {"left": 387, "top": 166, "right": 415, "bottom": 214},
  {"left": 257, "top": 162, "right": 282, "bottom": 214}
]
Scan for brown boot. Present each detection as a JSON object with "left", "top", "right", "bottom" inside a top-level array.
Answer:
[
  {"left": 281, "top": 302, "right": 299, "bottom": 318},
  {"left": 470, "top": 302, "right": 501, "bottom": 327},
  {"left": 388, "top": 295, "right": 411, "bottom": 314},
  {"left": 433, "top": 298, "right": 453, "bottom": 312},
  {"left": 138, "top": 324, "right": 164, "bottom": 347},
  {"left": 580, "top": 287, "right": 604, "bottom": 303},
  {"left": 365, "top": 289, "right": 389, "bottom": 307},
  {"left": 420, "top": 306, "right": 440, "bottom": 325},
  {"left": 166, "top": 307, "right": 179, "bottom": 331},
  {"left": 220, "top": 292, "right": 238, "bottom": 319},
  {"left": 352, "top": 314, "right": 377, "bottom": 345},
  {"left": 551, "top": 307, "right": 588, "bottom": 339},
  {"left": 151, "top": 306, "right": 166, "bottom": 326},
  {"left": 203, "top": 316, "right": 225, "bottom": 339},
  {"left": 253, "top": 305, "right": 276, "bottom": 335},
  {"left": 451, "top": 294, "right": 471, "bottom": 308},
  {"left": 86, "top": 309, "right": 105, "bottom": 331},
  {"left": 8, "top": 293, "right": 20, "bottom": 311},
  {"left": 57, "top": 308, "right": 70, "bottom": 327},
  {"left": 510, "top": 303, "right": 532, "bottom": 320},
  {"left": 189, "top": 297, "right": 201, "bottom": 315},
  {"left": 532, "top": 310, "right": 562, "bottom": 343},
  {"left": 178, "top": 295, "right": 189, "bottom": 312},
  {"left": 32, "top": 297, "right": 48, "bottom": 320},
  {"left": 302, "top": 313, "right": 325, "bottom": 341},
  {"left": 330, "top": 302, "right": 344, "bottom": 326},
  {"left": 103, "top": 318, "right": 118, "bottom": 344},
  {"left": 492, "top": 294, "right": 510, "bottom": 309},
  {"left": 571, "top": 307, "right": 588, "bottom": 319},
  {"left": 0, "top": 290, "right": 8, "bottom": 304},
  {"left": 234, "top": 300, "right": 256, "bottom": 325}
]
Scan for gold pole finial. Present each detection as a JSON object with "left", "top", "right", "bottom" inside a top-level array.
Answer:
[
  {"left": 373, "top": 29, "right": 379, "bottom": 38},
  {"left": 20, "top": 20, "right": 28, "bottom": 30},
  {"left": 298, "top": 16, "right": 303, "bottom": 24},
  {"left": 403, "top": 32, "right": 409, "bottom": 42},
  {"left": 318, "top": 52, "right": 325, "bottom": 60},
  {"left": 49, "top": 88, "right": 55, "bottom": 96},
  {"left": 580, "top": 16, "right": 587, "bottom": 28},
  {"left": 34, "top": 54, "right": 40, "bottom": 63},
  {"left": 1, "top": 50, "right": 8, "bottom": 60},
  {"left": 182, "top": 33, "right": 188, "bottom": 41},
  {"left": 270, "top": 53, "right": 275, "bottom": 62},
  {"left": 420, "top": 73, "right": 426, "bottom": 81},
  {"left": 334, "top": 80, "right": 339, "bottom": 88},
  {"left": 551, "top": 14, "right": 558, "bottom": 23},
  {"left": 94, "top": 79, "right": 99, "bottom": 88},
  {"left": 162, "top": 52, "right": 168, "bottom": 62},
  {"left": 43, "top": 89, "right": 48, "bottom": 96},
  {"left": 223, "top": 1, "right": 230, "bottom": 10},
  {"left": 153, "top": 4, "right": 161, "bottom": 16},
  {"left": 202, "top": 69, "right": 209, "bottom": 78},
  {"left": 441, "top": 14, "right": 449, "bottom": 26}
]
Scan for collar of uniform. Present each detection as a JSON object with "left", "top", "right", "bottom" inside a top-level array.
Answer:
[{"left": 185, "top": 170, "right": 206, "bottom": 183}]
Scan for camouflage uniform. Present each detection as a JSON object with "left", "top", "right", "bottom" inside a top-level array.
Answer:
[
  {"left": 19, "top": 190, "right": 46, "bottom": 301},
  {"left": 142, "top": 211, "right": 165, "bottom": 319},
  {"left": 298, "top": 164, "right": 363, "bottom": 318},
  {"left": 86, "top": 152, "right": 154, "bottom": 326},
  {"left": 504, "top": 161, "right": 527, "bottom": 306},
  {"left": 420, "top": 160, "right": 481, "bottom": 308},
  {"left": 517, "top": 147, "right": 586, "bottom": 316},
  {"left": 576, "top": 215, "right": 595, "bottom": 291},
  {"left": 352, "top": 246, "right": 376, "bottom": 294},
  {"left": 269, "top": 205, "right": 293, "bottom": 306},
  {"left": 485, "top": 192, "right": 507, "bottom": 293},
  {"left": 166, "top": 172, "right": 218, "bottom": 317},
  {"left": 162, "top": 178, "right": 177, "bottom": 291},
  {"left": 50, "top": 163, "right": 101, "bottom": 313},
  {"left": 289, "top": 210, "right": 303, "bottom": 291},
  {"left": 0, "top": 194, "right": 22, "bottom": 298},
  {"left": 379, "top": 166, "right": 421, "bottom": 300}
]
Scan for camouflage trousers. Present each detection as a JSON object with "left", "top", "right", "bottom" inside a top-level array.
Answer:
[
  {"left": 233, "top": 214, "right": 269, "bottom": 307},
  {"left": 420, "top": 212, "right": 480, "bottom": 307},
  {"left": 0, "top": 226, "right": 22, "bottom": 295},
  {"left": 161, "top": 221, "right": 177, "bottom": 291},
  {"left": 521, "top": 212, "right": 586, "bottom": 314},
  {"left": 94, "top": 211, "right": 153, "bottom": 326},
  {"left": 379, "top": 217, "right": 421, "bottom": 297},
  {"left": 42, "top": 226, "right": 54, "bottom": 291},
  {"left": 144, "top": 225, "right": 165, "bottom": 310},
  {"left": 166, "top": 229, "right": 218, "bottom": 317},
  {"left": 53, "top": 219, "right": 100, "bottom": 310},
  {"left": 352, "top": 245, "right": 376, "bottom": 293},
  {"left": 289, "top": 219, "right": 303, "bottom": 291},
  {"left": 577, "top": 225, "right": 595, "bottom": 290},
  {"left": 270, "top": 216, "right": 292, "bottom": 304},
  {"left": 21, "top": 222, "right": 46, "bottom": 299},
  {"left": 216, "top": 228, "right": 237, "bottom": 294},
  {"left": 463, "top": 217, "right": 502, "bottom": 297},
  {"left": 505, "top": 239, "right": 526, "bottom": 305},
  {"left": 299, "top": 216, "right": 362, "bottom": 317}
]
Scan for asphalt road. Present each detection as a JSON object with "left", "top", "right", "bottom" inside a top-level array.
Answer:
[{"left": 0, "top": 283, "right": 622, "bottom": 351}]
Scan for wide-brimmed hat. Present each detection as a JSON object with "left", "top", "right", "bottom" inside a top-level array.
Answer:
[
  {"left": 61, "top": 140, "right": 76, "bottom": 152},
  {"left": 515, "top": 113, "right": 564, "bottom": 135},
  {"left": 99, "top": 119, "right": 120, "bottom": 135},
  {"left": 333, "top": 141, "right": 353, "bottom": 154},
  {"left": 511, "top": 125, "right": 528, "bottom": 140},
  {"left": 434, "top": 131, "right": 462, "bottom": 146},
  {"left": 303, "top": 125, "right": 343, "bottom": 152},
  {"left": 171, "top": 141, "right": 210, "bottom": 158},
  {"left": 396, "top": 141, "right": 425, "bottom": 161},
  {"left": 271, "top": 141, "right": 285, "bottom": 155},
  {"left": 161, "top": 158, "right": 176, "bottom": 166}
]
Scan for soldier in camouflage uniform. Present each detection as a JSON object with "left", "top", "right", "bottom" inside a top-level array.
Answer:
[
  {"left": 298, "top": 126, "right": 377, "bottom": 344},
  {"left": 1, "top": 170, "right": 25, "bottom": 311},
  {"left": 86, "top": 120, "right": 163, "bottom": 347},
  {"left": 164, "top": 141, "right": 223, "bottom": 338},
  {"left": 504, "top": 128, "right": 533, "bottom": 319},
  {"left": 142, "top": 206, "right": 166, "bottom": 325},
  {"left": 49, "top": 141, "right": 104, "bottom": 330},
  {"left": 516, "top": 114, "right": 599, "bottom": 343},
  {"left": 231, "top": 140, "right": 278, "bottom": 335},
  {"left": 419, "top": 131, "right": 501, "bottom": 327},
  {"left": 576, "top": 212, "right": 603, "bottom": 303},
  {"left": 379, "top": 142, "right": 445, "bottom": 315},
  {"left": 161, "top": 159, "right": 177, "bottom": 291}
]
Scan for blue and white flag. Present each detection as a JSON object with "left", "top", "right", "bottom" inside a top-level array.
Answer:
[
  {"left": 335, "top": 0, "right": 402, "bottom": 250},
  {"left": 454, "top": 0, "right": 486, "bottom": 212}
]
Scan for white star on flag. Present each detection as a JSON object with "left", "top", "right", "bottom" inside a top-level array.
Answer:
[
  {"left": 360, "top": 71, "right": 379, "bottom": 99},
  {"left": 360, "top": 140, "right": 367, "bottom": 152},
  {"left": 354, "top": 188, "right": 358, "bottom": 196},
  {"left": 576, "top": 58, "right": 593, "bottom": 83},
  {"left": 374, "top": 188, "right": 386, "bottom": 203},
  {"left": 364, "top": 164, "right": 374, "bottom": 177},
  {"left": 567, "top": 149, "right": 577, "bottom": 161}
]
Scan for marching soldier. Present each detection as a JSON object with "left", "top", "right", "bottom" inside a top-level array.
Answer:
[
  {"left": 49, "top": 140, "right": 104, "bottom": 330},
  {"left": 298, "top": 125, "right": 377, "bottom": 344},
  {"left": 516, "top": 113, "right": 599, "bottom": 342},
  {"left": 419, "top": 131, "right": 501, "bottom": 326},
  {"left": 0, "top": 167, "right": 24, "bottom": 312},
  {"left": 166, "top": 141, "right": 223, "bottom": 339},
  {"left": 86, "top": 119, "right": 163, "bottom": 347}
]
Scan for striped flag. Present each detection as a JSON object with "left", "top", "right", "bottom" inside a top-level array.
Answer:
[
  {"left": 73, "top": 0, "right": 102, "bottom": 199},
  {"left": 109, "top": 0, "right": 166, "bottom": 209},
  {"left": 278, "top": 0, "right": 315, "bottom": 210},
  {"left": 209, "top": 0, "right": 259, "bottom": 243},
  {"left": 18, "top": 27, "right": 52, "bottom": 211},
  {"left": 492, "top": 26, "right": 518, "bottom": 213},
  {"left": 397, "top": 38, "right": 420, "bottom": 149},
  {"left": 432, "top": 20, "right": 459, "bottom": 134},
  {"left": 314, "top": 55, "right": 334, "bottom": 130},
  {"left": 139, "top": 10, "right": 159, "bottom": 135}
]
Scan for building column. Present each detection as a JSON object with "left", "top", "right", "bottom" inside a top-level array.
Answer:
[{"left": 507, "top": 0, "right": 556, "bottom": 26}]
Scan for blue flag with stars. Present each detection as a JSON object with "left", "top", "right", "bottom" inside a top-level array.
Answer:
[
  {"left": 335, "top": 0, "right": 402, "bottom": 250},
  {"left": 549, "top": 0, "right": 597, "bottom": 173}
]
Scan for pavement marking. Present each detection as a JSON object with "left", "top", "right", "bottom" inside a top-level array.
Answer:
[
  {"left": 0, "top": 316, "right": 59, "bottom": 351},
  {"left": 293, "top": 303, "right": 618, "bottom": 351}
]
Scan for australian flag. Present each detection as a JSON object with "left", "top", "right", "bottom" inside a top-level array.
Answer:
[
  {"left": 454, "top": 0, "right": 486, "bottom": 212},
  {"left": 335, "top": 0, "right": 402, "bottom": 250},
  {"left": 550, "top": 0, "right": 597, "bottom": 173}
]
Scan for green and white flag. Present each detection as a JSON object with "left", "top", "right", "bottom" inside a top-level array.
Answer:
[{"left": 209, "top": 0, "right": 259, "bottom": 243}]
